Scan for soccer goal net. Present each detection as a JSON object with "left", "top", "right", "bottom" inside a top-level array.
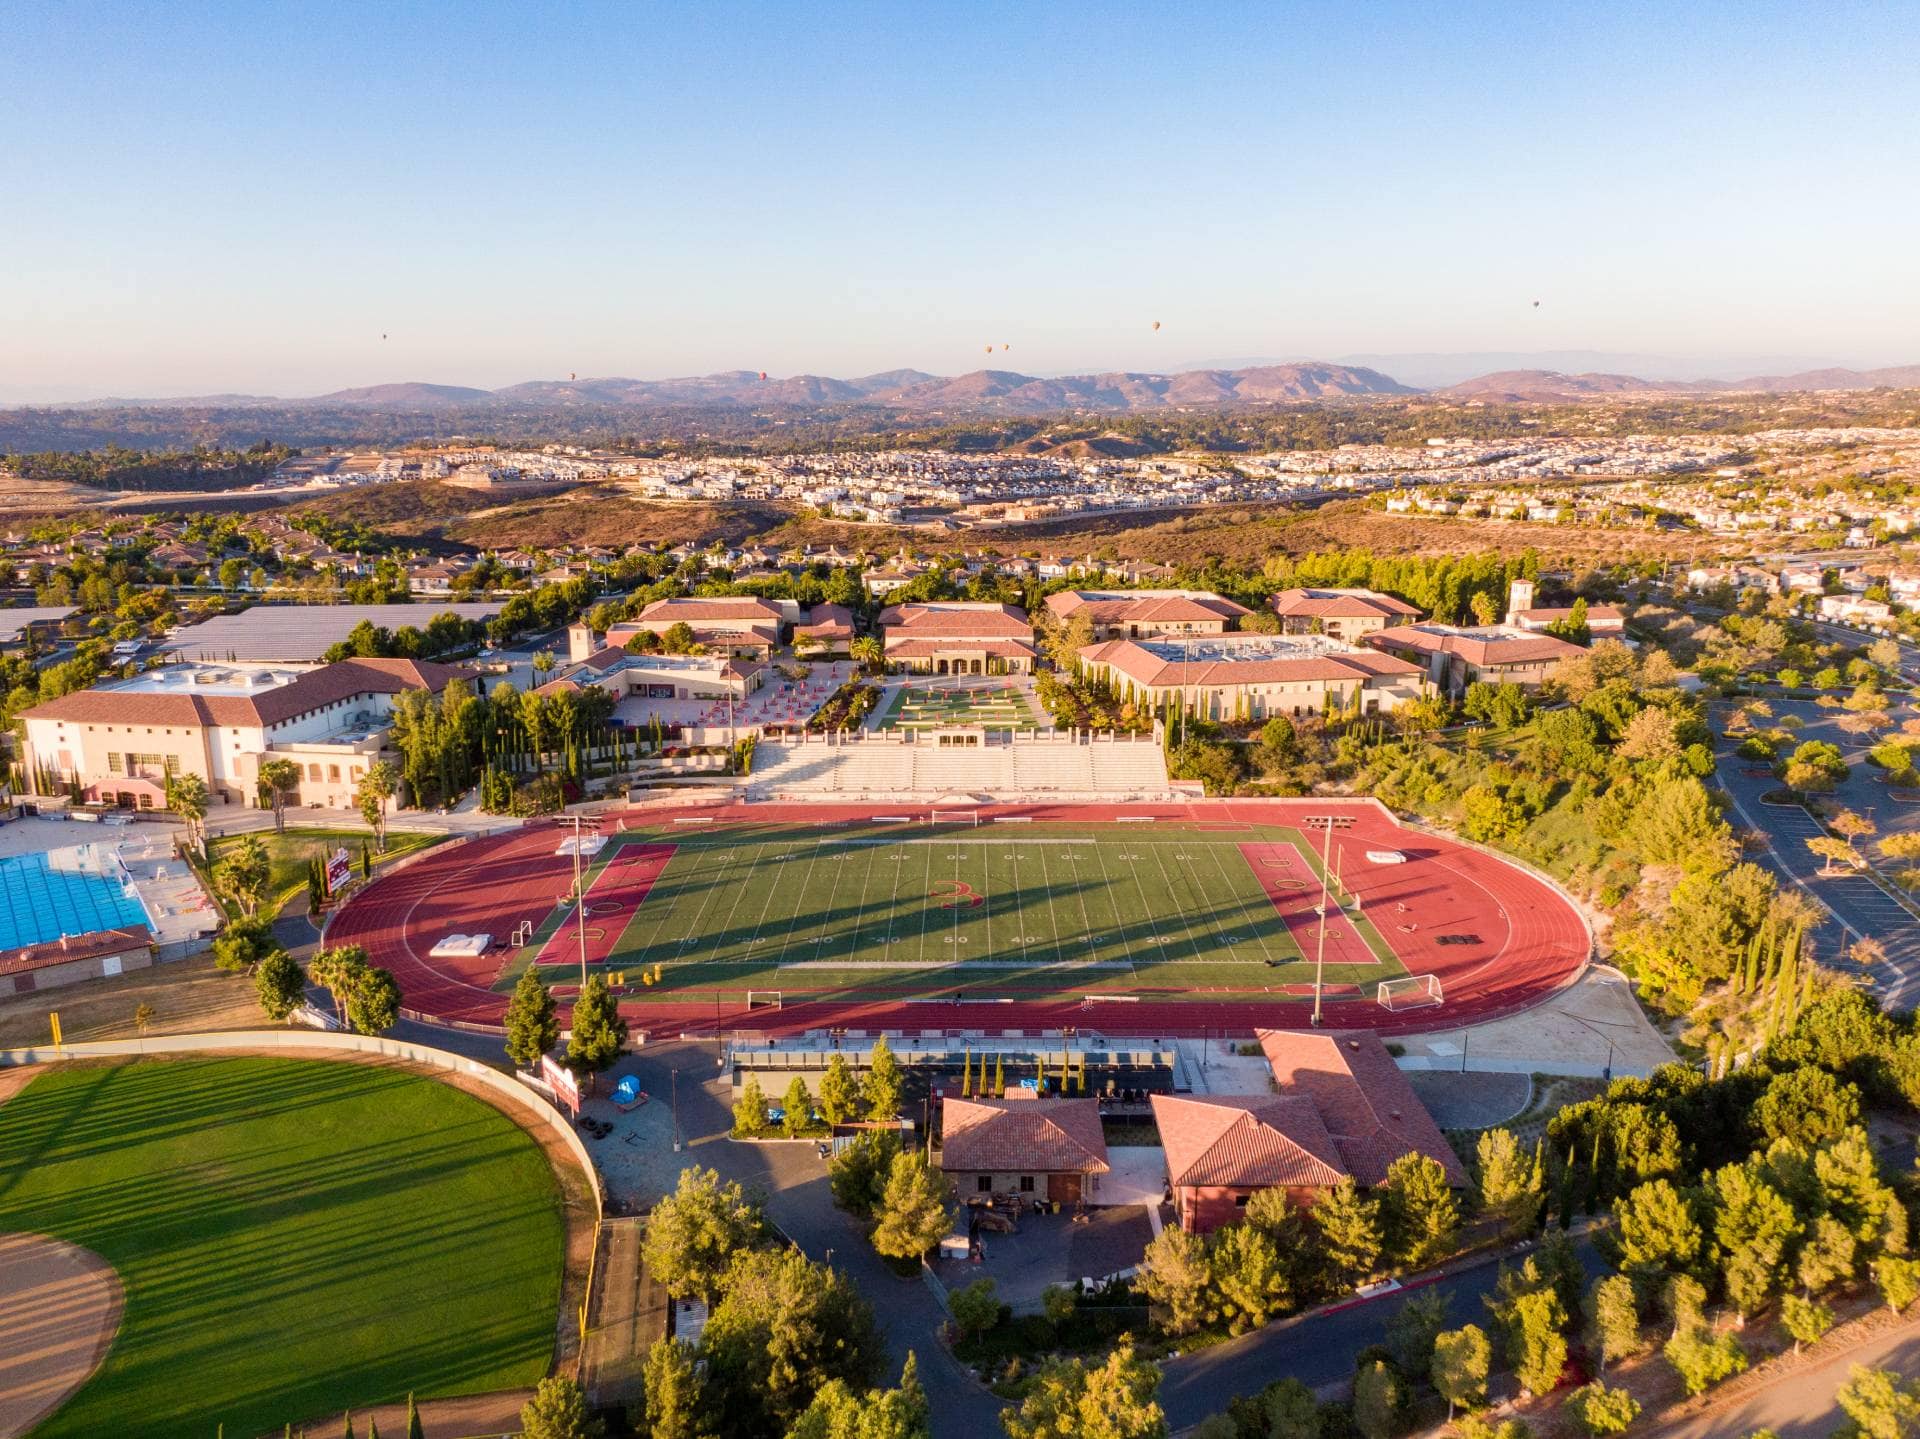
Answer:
[
  {"left": 746, "top": 990, "right": 783, "bottom": 1011},
  {"left": 927, "top": 810, "right": 982, "bottom": 827},
  {"left": 1376, "top": 974, "right": 1444, "bottom": 1011}
]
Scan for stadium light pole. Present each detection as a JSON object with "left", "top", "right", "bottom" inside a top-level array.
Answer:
[
  {"left": 569, "top": 814, "right": 589, "bottom": 989},
  {"left": 1311, "top": 814, "right": 1333, "bottom": 1028}
]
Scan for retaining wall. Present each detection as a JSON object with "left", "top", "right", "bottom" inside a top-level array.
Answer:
[{"left": 0, "top": 1029, "right": 602, "bottom": 1217}]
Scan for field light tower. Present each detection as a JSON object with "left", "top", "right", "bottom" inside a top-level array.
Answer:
[{"left": 1311, "top": 813, "right": 1334, "bottom": 1028}]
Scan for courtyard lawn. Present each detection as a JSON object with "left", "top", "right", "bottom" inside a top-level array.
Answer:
[
  {"left": 211, "top": 827, "right": 438, "bottom": 911},
  {"left": 498, "top": 822, "right": 1404, "bottom": 1003},
  {"left": 878, "top": 683, "right": 1041, "bottom": 730},
  {"left": 0, "top": 1057, "right": 565, "bottom": 1438}
]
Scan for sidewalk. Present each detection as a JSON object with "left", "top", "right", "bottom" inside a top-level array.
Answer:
[{"left": 294, "top": 1389, "right": 532, "bottom": 1439}]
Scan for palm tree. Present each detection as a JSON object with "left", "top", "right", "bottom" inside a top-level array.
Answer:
[
  {"left": 851, "top": 635, "right": 885, "bottom": 674},
  {"left": 357, "top": 760, "right": 397, "bottom": 850},
  {"left": 164, "top": 771, "right": 209, "bottom": 854},
  {"left": 257, "top": 758, "right": 302, "bottom": 834}
]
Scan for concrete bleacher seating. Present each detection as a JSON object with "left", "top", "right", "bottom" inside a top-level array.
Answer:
[{"left": 747, "top": 735, "right": 1174, "bottom": 801}]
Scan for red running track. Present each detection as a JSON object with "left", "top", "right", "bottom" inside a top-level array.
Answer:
[
  {"left": 533, "top": 844, "right": 675, "bottom": 976},
  {"left": 328, "top": 799, "right": 1591, "bottom": 1037}
]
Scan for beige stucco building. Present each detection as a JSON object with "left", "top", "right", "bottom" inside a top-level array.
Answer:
[{"left": 20, "top": 657, "right": 474, "bottom": 811}]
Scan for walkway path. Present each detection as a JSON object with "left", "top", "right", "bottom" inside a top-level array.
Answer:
[{"left": 1650, "top": 1311, "right": 1920, "bottom": 1439}]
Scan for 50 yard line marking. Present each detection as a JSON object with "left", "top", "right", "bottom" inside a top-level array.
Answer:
[{"left": 918, "top": 844, "right": 934, "bottom": 967}]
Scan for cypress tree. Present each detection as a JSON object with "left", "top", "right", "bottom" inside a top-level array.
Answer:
[
  {"left": 406, "top": 1394, "right": 424, "bottom": 1439},
  {"left": 1556, "top": 1147, "right": 1577, "bottom": 1231},
  {"left": 993, "top": 1054, "right": 1004, "bottom": 1098},
  {"left": 342, "top": 1415, "right": 355, "bottom": 1439}
]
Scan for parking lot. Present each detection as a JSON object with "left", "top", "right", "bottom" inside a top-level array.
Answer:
[{"left": 1716, "top": 726, "right": 1920, "bottom": 1010}]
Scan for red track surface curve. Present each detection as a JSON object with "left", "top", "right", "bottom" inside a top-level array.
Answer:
[{"left": 326, "top": 799, "right": 1591, "bottom": 1038}]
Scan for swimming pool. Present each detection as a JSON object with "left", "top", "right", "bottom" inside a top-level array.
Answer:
[{"left": 0, "top": 847, "right": 151, "bottom": 951}]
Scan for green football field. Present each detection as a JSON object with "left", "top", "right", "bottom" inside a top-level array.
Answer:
[
  {"left": 506, "top": 822, "right": 1406, "bottom": 1002},
  {"left": 0, "top": 1057, "right": 565, "bottom": 1439}
]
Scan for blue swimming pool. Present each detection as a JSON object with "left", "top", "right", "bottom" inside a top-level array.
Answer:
[{"left": 0, "top": 849, "right": 150, "bottom": 951}]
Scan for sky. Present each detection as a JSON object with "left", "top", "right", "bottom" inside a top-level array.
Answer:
[{"left": 3, "top": 0, "right": 1918, "bottom": 399}]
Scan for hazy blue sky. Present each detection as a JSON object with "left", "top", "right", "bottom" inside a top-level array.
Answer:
[{"left": 4, "top": 1, "right": 1916, "bottom": 398}]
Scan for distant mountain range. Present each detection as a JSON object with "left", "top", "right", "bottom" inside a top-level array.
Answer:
[
  {"left": 1433, "top": 364, "right": 1920, "bottom": 403},
  {"left": 20, "top": 359, "right": 1920, "bottom": 416}
]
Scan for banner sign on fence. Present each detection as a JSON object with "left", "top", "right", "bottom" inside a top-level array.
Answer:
[{"left": 540, "top": 1054, "right": 582, "bottom": 1116}]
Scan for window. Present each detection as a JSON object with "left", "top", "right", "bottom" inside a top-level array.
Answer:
[
  {"left": 1019, "top": 1176, "right": 1035, "bottom": 1193},
  {"left": 977, "top": 1175, "right": 991, "bottom": 1193},
  {"left": 1234, "top": 1194, "right": 1250, "bottom": 1208},
  {"left": 327, "top": 765, "right": 340, "bottom": 783},
  {"left": 106, "top": 753, "right": 124, "bottom": 774},
  {"left": 308, "top": 763, "right": 321, "bottom": 782}
]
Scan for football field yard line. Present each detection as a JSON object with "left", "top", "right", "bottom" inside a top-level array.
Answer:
[
  {"left": 812, "top": 841, "right": 852, "bottom": 962},
  {"left": 1053, "top": 848, "right": 1100, "bottom": 959},
  {"left": 675, "top": 841, "right": 748, "bottom": 964},
  {"left": 994, "top": 845, "right": 1026, "bottom": 966},
  {"left": 1034, "top": 844, "right": 1072, "bottom": 968},
  {"left": 1147, "top": 843, "right": 1211, "bottom": 965},
  {"left": 918, "top": 844, "right": 934, "bottom": 968},
  {"left": 730, "top": 842, "right": 785, "bottom": 964},
  {"left": 1123, "top": 845, "right": 1179, "bottom": 972},
  {"left": 662, "top": 843, "right": 741, "bottom": 966},
  {"left": 771, "top": 844, "right": 823, "bottom": 968}
]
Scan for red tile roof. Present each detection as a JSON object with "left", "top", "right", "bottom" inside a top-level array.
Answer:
[
  {"left": 635, "top": 597, "right": 785, "bottom": 622},
  {"left": 1151, "top": 1093, "right": 1348, "bottom": 1189},
  {"left": 939, "top": 1097, "right": 1110, "bottom": 1174},
  {"left": 1076, "top": 640, "right": 1420, "bottom": 689},
  {"left": 1046, "top": 591, "right": 1251, "bottom": 626},
  {"left": 1270, "top": 588, "right": 1421, "bottom": 620},
  {"left": 0, "top": 926, "right": 150, "bottom": 978},
  {"left": 1368, "top": 626, "right": 1582, "bottom": 669},
  {"left": 879, "top": 602, "right": 1033, "bottom": 638},
  {"left": 23, "top": 658, "right": 474, "bottom": 730},
  {"left": 1257, "top": 1030, "right": 1468, "bottom": 1186}
]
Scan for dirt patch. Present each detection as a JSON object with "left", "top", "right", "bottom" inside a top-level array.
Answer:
[
  {"left": 0, "top": 954, "right": 266, "bottom": 1051},
  {"left": 0, "top": 1232, "right": 124, "bottom": 1438}
]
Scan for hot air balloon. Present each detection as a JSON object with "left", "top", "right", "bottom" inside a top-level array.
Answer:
[
  {"left": 569, "top": 372, "right": 577, "bottom": 381},
  {"left": 985, "top": 345, "right": 993, "bottom": 354},
  {"left": 1532, "top": 300, "right": 1541, "bottom": 308},
  {"left": 1151, "top": 320, "right": 1161, "bottom": 332},
  {"left": 1002, "top": 344, "right": 1010, "bottom": 351},
  {"left": 759, "top": 371, "right": 768, "bottom": 381},
  {"left": 381, "top": 333, "right": 388, "bottom": 340}
]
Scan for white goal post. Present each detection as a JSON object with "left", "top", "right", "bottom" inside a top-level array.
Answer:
[
  {"left": 746, "top": 990, "right": 784, "bottom": 1011},
  {"left": 1376, "top": 974, "right": 1444, "bottom": 1011}
]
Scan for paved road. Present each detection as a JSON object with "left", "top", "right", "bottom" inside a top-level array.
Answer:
[
  {"left": 400, "top": 1018, "right": 1609, "bottom": 1437},
  {"left": 1651, "top": 1317, "right": 1920, "bottom": 1439},
  {"left": 1159, "top": 1237, "right": 1606, "bottom": 1429},
  {"left": 1714, "top": 698, "right": 1920, "bottom": 1010}
]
